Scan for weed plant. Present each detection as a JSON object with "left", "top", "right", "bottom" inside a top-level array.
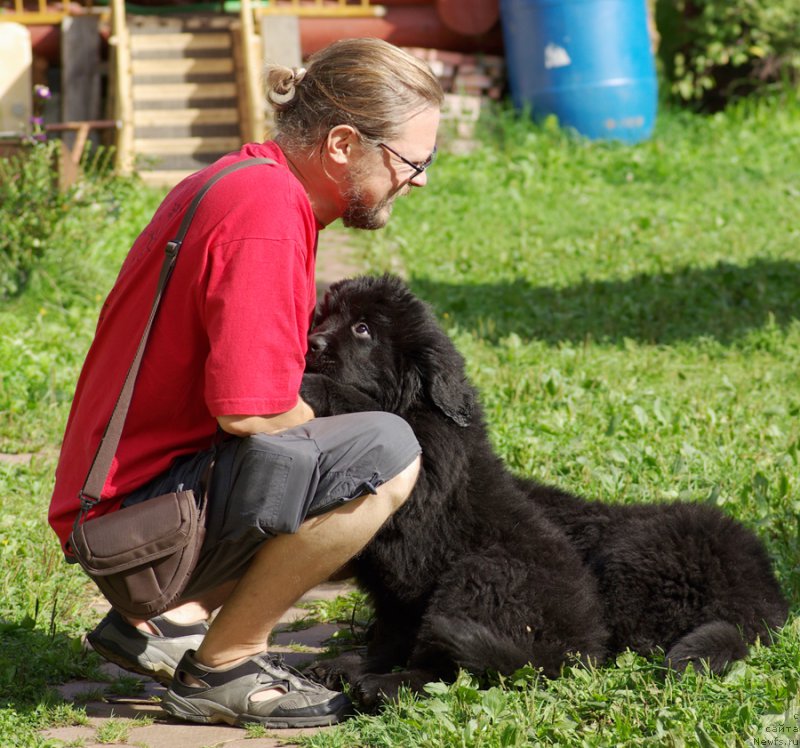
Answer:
[{"left": 0, "top": 92, "right": 797, "bottom": 745}]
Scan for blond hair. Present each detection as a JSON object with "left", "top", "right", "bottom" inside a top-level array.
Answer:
[{"left": 264, "top": 38, "right": 444, "bottom": 150}]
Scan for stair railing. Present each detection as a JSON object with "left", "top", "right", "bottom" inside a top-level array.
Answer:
[
  {"left": 238, "top": 0, "right": 266, "bottom": 143},
  {"left": 109, "top": 0, "right": 134, "bottom": 174}
]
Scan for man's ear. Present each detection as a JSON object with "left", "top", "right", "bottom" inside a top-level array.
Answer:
[{"left": 325, "top": 125, "right": 360, "bottom": 167}]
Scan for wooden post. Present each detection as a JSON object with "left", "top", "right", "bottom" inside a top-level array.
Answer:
[
  {"left": 239, "top": 0, "right": 265, "bottom": 143},
  {"left": 110, "top": 0, "right": 134, "bottom": 175},
  {"left": 44, "top": 120, "right": 118, "bottom": 189},
  {"left": 61, "top": 15, "right": 102, "bottom": 154}
]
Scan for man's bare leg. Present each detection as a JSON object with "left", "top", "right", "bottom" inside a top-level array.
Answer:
[
  {"left": 195, "top": 455, "right": 420, "bottom": 668},
  {"left": 127, "top": 458, "right": 418, "bottom": 637},
  {"left": 126, "top": 584, "right": 236, "bottom": 632}
]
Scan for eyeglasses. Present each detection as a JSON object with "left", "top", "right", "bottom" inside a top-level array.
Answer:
[{"left": 378, "top": 142, "right": 437, "bottom": 181}]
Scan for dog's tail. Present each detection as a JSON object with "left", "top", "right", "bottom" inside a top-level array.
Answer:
[
  {"left": 664, "top": 621, "right": 750, "bottom": 674},
  {"left": 423, "top": 615, "right": 575, "bottom": 679}
]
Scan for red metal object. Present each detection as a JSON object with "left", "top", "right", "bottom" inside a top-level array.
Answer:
[
  {"left": 300, "top": 6, "right": 503, "bottom": 55},
  {"left": 436, "top": 0, "right": 499, "bottom": 36},
  {"left": 28, "top": 24, "right": 61, "bottom": 61}
]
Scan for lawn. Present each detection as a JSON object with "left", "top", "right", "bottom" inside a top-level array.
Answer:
[{"left": 0, "top": 92, "right": 798, "bottom": 746}]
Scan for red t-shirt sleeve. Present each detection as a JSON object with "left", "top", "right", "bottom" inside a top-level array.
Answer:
[{"left": 203, "top": 236, "right": 312, "bottom": 417}]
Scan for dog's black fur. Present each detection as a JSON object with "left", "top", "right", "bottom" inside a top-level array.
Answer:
[{"left": 301, "top": 274, "right": 788, "bottom": 708}]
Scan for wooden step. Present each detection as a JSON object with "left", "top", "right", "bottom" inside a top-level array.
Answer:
[
  {"left": 130, "top": 32, "right": 231, "bottom": 52},
  {"left": 134, "top": 136, "right": 241, "bottom": 155},
  {"left": 125, "top": 15, "right": 242, "bottom": 185},
  {"left": 133, "top": 82, "right": 237, "bottom": 101},
  {"left": 134, "top": 107, "right": 238, "bottom": 127},
  {"left": 128, "top": 15, "right": 233, "bottom": 33},
  {"left": 132, "top": 58, "right": 235, "bottom": 76},
  {"left": 138, "top": 169, "right": 197, "bottom": 188}
]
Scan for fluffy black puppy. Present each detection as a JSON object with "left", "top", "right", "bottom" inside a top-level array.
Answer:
[{"left": 301, "top": 274, "right": 787, "bottom": 708}]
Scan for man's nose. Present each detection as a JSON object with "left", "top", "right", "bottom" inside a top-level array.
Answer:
[{"left": 409, "top": 170, "right": 428, "bottom": 188}]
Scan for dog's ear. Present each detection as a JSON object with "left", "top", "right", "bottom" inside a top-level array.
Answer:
[
  {"left": 428, "top": 370, "right": 474, "bottom": 427},
  {"left": 389, "top": 283, "right": 475, "bottom": 426},
  {"left": 416, "top": 335, "right": 474, "bottom": 427}
]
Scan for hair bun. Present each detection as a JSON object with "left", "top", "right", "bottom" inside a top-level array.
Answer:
[{"left": 267, "top": 66, "right": 307, "bottom": 105}]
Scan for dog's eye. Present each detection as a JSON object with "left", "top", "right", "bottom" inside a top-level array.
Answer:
[{"left": 352, "top": 322, "right": 371, "bottom": 339}]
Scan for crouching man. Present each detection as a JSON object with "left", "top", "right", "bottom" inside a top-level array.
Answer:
[{"left": 49, "top": 38, "right": 442, "bottom": 727}]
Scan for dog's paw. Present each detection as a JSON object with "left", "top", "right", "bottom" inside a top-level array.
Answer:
[
  {"left": 299, "top": 373, "right": 331, "bottom": 415},
  {"left": 351, "top": 672, "right": 407, "bottom": 711},
  {"left": 305, "top": 651, "right": 365, "bottom": 691}
]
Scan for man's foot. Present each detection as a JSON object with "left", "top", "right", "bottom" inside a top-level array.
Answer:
[
  {"left": 161, "top": 649, "right": 353, "bottom": 727},
  {"left": 87, "top": 609, "right": 208, "bottom": 685}
]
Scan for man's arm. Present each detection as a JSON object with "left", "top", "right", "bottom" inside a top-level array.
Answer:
[{"left": 216, "top": 397, "right": 315, "bottom": 436}]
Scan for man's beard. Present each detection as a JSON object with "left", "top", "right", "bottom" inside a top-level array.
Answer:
[
  {"left": 341, "top": 186, "right": 395, "bottom": 230},
  {"left": 341, "top": 163, "right": 406, "bottom": 230}
]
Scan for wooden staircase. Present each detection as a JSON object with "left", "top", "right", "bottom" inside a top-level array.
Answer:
[{"left": 128, "top": 15, "right": 244, "bottom": 188}]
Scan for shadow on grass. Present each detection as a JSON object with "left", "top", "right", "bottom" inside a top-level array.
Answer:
[
  {"left": 411, "top": 258, "right": 800, "bottom": 346},
  {"left": 0, "top": 621, "right": 95, "bottom": 710}
]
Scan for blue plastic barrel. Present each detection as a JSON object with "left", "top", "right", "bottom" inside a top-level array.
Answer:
[{"left": 499, "top": 0, "right": 658, "bottom": 143}]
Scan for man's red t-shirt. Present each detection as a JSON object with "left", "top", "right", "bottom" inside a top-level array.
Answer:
[{"left": 49, "top": 142, "right": 320, "bottom": 553}]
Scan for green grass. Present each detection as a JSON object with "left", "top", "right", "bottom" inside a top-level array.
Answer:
[
  {"left": 0, "top": 174, "right": 163, "bottom": 747},
  {"left": 312, "top": 93, "right": 800, "bottom": 746},
  {"left": 0, "top": 91, "right": 798, "bottom": 745}
]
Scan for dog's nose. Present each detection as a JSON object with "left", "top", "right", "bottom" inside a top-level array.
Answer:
[{"left": 308, "top": 332, "right": 328, "bottom": 353}]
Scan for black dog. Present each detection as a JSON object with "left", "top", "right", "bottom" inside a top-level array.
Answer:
[{"left": 301, "top": 274, "right": 788, "bottom": 708}]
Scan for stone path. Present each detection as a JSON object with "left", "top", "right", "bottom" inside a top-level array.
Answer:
[
  {"left": 39, "top": 226, "right": 366, "bottom": 748},
  {"left": 43, "top": 582, "right": 357, "bottom": 748},
  {"left": 315, "top": 225, "right": 365, "bottom": 294}
]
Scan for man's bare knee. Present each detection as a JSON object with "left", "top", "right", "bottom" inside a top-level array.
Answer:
[{"left": 376, "top": 455, "right": 421, "bottom": 514}]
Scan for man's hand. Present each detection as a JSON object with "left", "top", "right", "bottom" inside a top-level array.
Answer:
[{"left": 216, "top": 397, "right": 315, "bottom": 436}]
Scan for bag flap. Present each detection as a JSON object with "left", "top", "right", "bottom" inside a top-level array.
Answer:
[{"left": 70, "top": 491, "right": 196, "bottom": 575}]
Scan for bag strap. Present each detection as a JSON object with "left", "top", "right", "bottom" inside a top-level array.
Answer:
[{"left": 77, "top": 157, "right": 276, "bottom": 516}]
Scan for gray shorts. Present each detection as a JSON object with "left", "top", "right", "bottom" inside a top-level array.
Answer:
[{"left": 122, "top": 412, "right": 420, "bottom": 600}]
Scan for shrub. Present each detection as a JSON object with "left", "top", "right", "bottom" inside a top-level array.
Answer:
[
  {"left": 0, "top": 139, "right": 122, "bottom": 300},
  {"left": 656, "top": 0, "right": 800, "bottom": 108},
  {"left": 0, "top": 141, "right": 69, "bottom": 298}
]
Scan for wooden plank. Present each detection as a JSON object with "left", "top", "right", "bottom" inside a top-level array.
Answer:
[
  {"left": 61, "top": 15, "right": 102, "bottom": 152},
  {"left": 133, "top": 82, "right": 237, "bottom": 101},
  {"left": 134, "top": 108, "right": 238, "bottom": 127},
  {"left": 132, "top": 58, "right": 235, "bottom": 76},
  {"left": 238, "top": 0, "right": 265, "bottom": 144},
  {"left": 137, "top": 170, "right": 197, "bottom": 188},
  {"left": 130, "top": 32, "right": 231, "bottom": 52},
  {"left": 134, "top": 136, "right": 241, "bottom": 154},
  {"left": 110, "top": 0, "right": 134, "bottom": 175},
  {"left": 230, "top": 22, "right": 251, "bottom": 141}
]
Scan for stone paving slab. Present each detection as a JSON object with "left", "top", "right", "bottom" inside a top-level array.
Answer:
[
  {"left": 42, "top": 720, "right": 323, "bottom": 748},
  {"left": 42, "top": 581, "right": 358, "bottom": 748},
  {"left": 316, "top": 225, "right": 364, "bottom": 293}
]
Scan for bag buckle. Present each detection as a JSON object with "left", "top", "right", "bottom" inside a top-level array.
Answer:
[{"left": 78, "top": 491, "right": 99, "bottom": 513}]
